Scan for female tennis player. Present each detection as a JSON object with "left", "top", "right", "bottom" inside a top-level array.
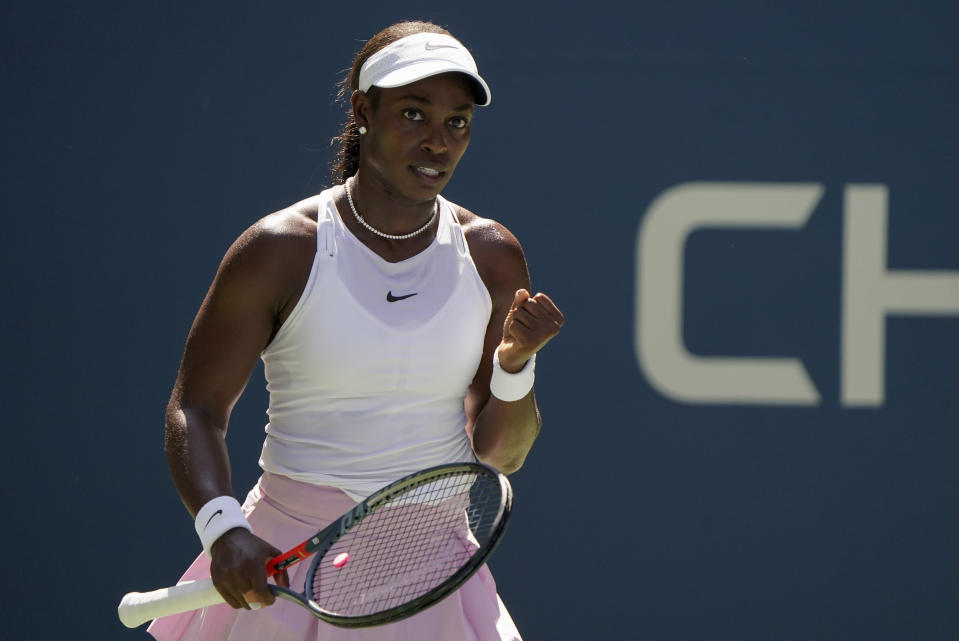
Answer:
[{"left": 149, "top": 20, "right": 563, "bottom": 641}]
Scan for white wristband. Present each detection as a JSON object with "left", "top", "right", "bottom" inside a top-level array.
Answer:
[
  {"left": 490, "top": 351, "right": 536, "bottom": 402},
  {"left": 194, "top": 496, "right": 252, "bottom": 557}
]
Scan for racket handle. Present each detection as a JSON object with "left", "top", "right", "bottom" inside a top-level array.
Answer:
[{"left": 117, "top": 578, "right": 223, "bottom": 628}]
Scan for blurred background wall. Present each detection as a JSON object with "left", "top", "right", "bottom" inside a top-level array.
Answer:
[{"left": 2, "top": 2, "right": 957, "bottom": 639}]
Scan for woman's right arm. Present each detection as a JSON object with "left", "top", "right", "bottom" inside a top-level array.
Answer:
[{"left": 163, "top": 209, "right": 315, "bottom": 608}]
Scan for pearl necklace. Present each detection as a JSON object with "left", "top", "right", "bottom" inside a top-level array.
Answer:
[{"left": 345, "top": 177, "right": 437, "bottom": 241}]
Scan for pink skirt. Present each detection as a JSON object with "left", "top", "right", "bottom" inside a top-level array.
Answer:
[{"left": 147, "top": 472, "right": 523, "bottom": 641}]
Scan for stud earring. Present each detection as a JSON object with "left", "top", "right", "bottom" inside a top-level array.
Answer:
[{"left": 358, "top": 126, "right": 368, "bottom": 135}]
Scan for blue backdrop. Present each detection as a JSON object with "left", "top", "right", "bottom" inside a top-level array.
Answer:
[{"left": 3, "top": 2, "right": 957, "bottom": 639}]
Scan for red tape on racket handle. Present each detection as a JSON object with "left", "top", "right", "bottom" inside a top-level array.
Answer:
[{"left": 267, "top": 537, "right": 312, "bottom": 574}]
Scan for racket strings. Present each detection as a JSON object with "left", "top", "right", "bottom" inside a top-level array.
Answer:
[{"left": 310, "top": 470, "right": 503, "bottom": 617}]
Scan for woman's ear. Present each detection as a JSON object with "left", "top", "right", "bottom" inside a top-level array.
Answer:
[{"left": 351, "top": 90, "right": 372, "bottom": 133}]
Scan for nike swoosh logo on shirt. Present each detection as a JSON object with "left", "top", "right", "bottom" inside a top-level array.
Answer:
[
  {"left": 204, "top": 509, "right": 223, "bottom": 529},
  {"left": 387, "top": 291, "right": 418, "bottom": 302}
]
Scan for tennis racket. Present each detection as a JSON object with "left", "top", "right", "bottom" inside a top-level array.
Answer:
[{"left": 117, "top": 462, "right": 511, "bottom": 629}]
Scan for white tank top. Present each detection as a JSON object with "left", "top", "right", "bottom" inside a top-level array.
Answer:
[{"left": 258, "top": 186, "right": 492, "bottom": 500}]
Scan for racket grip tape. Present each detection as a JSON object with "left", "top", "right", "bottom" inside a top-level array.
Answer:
[{"left": 117, "top": 578, "right": 223, "bottom": 628}]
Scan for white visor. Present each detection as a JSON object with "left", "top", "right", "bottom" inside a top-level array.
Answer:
[{"left": 358, "top": 32, "right": 491, "bottom": 106}]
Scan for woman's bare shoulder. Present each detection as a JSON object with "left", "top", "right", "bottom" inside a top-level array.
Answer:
[
  {"left": 252, "top": 194, "right": 321, "bottom": 241},
  {"left": 451, "top": 203, "right": 530, "bottom": 301},
  {"left": 453, "top": 204, "right": 522, "bottom": 254},
  {"left": 214, "top": 195, "right": 321, "bottom": 293}
]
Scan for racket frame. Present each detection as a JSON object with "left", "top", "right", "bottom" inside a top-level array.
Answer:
[{"left": 271, "top": 461, "right": 512, "bottom": 627}]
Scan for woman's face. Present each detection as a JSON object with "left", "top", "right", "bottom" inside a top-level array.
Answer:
[{"left": 357, "top": 72, "right": 475, "bottom": 204}]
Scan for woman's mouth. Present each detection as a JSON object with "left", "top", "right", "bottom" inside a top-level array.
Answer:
[{"left": 412, "top": 166, "right": 445, "bottom": 182}]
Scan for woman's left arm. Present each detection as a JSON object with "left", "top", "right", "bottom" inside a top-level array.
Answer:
[{"left": 464, "top": 217, "right": 564, "bottom": 474}]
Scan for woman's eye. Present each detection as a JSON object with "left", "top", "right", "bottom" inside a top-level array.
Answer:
[
  {"left": 449, "top": 117, "right": 468, "bottom": 129},
  {"left": 403, "top": 109, "right": 424, "bottom": 121}
]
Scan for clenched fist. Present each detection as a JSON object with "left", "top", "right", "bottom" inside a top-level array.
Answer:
[{"left": 497, "top": 289, "right": 564, "bottom": 372}]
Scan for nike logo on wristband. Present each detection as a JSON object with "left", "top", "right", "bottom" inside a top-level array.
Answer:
[
  {"left": 387, "top": 291, "right": 418, "bottom": 302},
  {"left": 204, "top": 509, "right": 223, "bottom": 529}
]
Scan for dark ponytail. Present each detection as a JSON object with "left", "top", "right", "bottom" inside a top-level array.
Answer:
[{"left": 330, "top": 21, "right": 452, "bottom": 184}]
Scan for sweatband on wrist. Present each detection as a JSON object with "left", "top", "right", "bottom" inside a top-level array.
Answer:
[
  {"left": 490, "top": 351, "right": 536, "bottom": 402},
  {"left": 194, "top": 496, "right": 252, "bottom": 557}
]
